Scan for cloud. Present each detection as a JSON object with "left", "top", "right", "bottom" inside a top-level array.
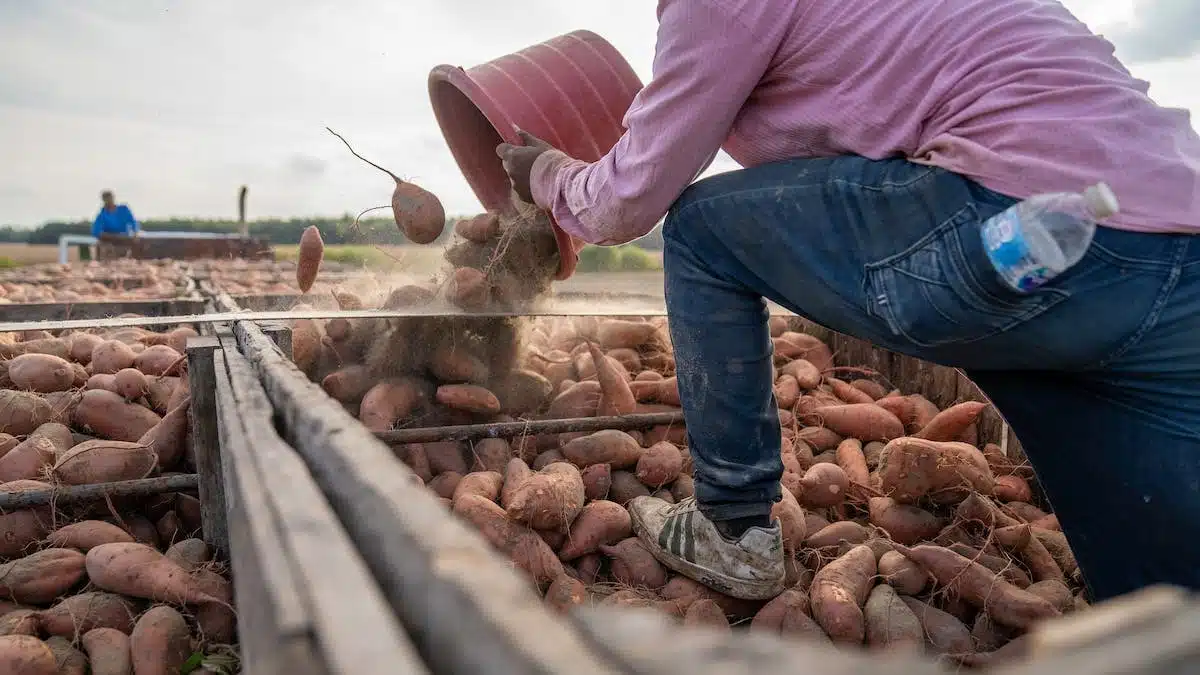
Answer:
[
  {"left": 1106, "top": 0, "right": 1200, "bottom": 63},
  {"left": 285, "top": 154, "right": 328, "bottom": 180}
]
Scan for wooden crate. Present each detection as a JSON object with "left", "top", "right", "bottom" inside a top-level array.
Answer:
[{"left": 0, "top": 298, "right": 205, "bottom": 322}]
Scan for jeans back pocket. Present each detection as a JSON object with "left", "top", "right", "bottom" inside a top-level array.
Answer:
[{"left": 864, "top": 204, "right": 1070, "bottom": 348}]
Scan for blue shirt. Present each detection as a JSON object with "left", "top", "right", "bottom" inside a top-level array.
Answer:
[{"left": 93, "top": 205, "right": 139, "bottom": 237}]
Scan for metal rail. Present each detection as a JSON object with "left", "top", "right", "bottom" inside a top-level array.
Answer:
[{"left": 0, "top": 474, "right": 199, "bottom": 509}]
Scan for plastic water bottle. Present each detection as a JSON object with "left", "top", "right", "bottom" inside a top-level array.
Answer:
[{"left": 981, "top": 183, "right": 1120, "bottom": 292}]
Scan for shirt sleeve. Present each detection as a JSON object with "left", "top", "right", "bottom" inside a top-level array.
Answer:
[
  {"left": 529, "top": 0, "right": 788, "bottom": 245},
  {"left": 123, "top": 207, "right": 139, "bottom": 233},
  {"left": 92, "top": 213, "right": 103, "bottom": 238}
]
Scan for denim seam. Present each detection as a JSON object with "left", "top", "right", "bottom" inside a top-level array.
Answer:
[
  {"left": 1094, "top": 237, "right": 1190, "bottom": 369},
  {"left": 1088, "top": 240, "right": 1179, "bottom": 271}
]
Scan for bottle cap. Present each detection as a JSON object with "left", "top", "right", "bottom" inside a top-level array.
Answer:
[{"left": 1084, "top": 183, "right": 1120, "bottom": 220}]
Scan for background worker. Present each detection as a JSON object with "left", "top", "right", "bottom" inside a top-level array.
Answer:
[
  {"left": 497, "top": 0, "right": 1200, "bottom": 602},
  {"left": 92, "top": 190, "right": 140, "bottom": 238}
]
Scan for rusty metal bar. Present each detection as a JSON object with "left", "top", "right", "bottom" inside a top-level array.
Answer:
[
  {"left": 375, "top": 411, "right": 686, "bottom": 445},
  {"left": 0, "top": 474, "right": 199, "bottom": 509}
]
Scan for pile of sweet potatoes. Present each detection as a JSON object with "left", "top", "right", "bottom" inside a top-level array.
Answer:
[
  {"left": 0, "top": 325, "right": 238, "bottom": 674},
  {"left": 387, "top": 315, "right": 1082, "bottom": 669},
  {"left": 0, "top": 260, "right": 191, "bottom": 304}
]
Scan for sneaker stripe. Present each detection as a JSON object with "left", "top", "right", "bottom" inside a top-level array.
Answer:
[
  {"left": 658, "top": 515, "right": 676, "bottom": 554},
  {"left": 669, "top": 514, "right": 685, "bottom": 556},
  {"left": 681, "top": 511, "right": 696, "bottom": 562}
]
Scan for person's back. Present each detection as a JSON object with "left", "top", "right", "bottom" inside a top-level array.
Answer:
[{"left": 93, "top": 190, "right": 139, "bottom": 238}]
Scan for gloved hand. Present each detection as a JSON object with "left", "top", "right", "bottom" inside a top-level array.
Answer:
[{"left": 496, "top": 129, "right": 554, "bottom": 204}]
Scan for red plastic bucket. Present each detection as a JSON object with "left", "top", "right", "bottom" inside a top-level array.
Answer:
[{"left": 428, "top": 30, "right": 644, "bottom": 280}]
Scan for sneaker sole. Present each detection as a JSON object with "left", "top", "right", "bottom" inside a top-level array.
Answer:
[{"left": 630, "top": 506, "right": 784, "bottom": 601}]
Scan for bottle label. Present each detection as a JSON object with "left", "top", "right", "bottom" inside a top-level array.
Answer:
[{"left": 981, "top": 209, "right": 1051, "bottom": 292}]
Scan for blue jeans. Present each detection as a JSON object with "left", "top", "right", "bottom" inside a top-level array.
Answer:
[{"left": 663, "top": 156, "right": 1200, "bottom": 602}]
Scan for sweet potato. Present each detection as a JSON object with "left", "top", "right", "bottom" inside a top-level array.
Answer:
[
  {"left": 994, "top": 475, "right": 1033, "bottom": 504},
  {"left": 795, "top": 462, "right": 848, "bottom": 508},
  {"left": 956, "top": 492, "right": 1021, "bottom": 530},
  {"left": 829, "top": 378, "right": 874, "bottom": 405},
  {"left": 72, "top": 390, "right": 161, "bottom": 443},
  {"left": 805, "top": 520, "right": 870, "bottom": 550},
  {"left": 546, "top": 380, "right": 601, "bottom": 418},
  {"left": 864, "top": 584, "right": 924, "bottom": 650},
  {"left": 131, "top": 345, "right": 181, "bottom": 378},
  {"left": 544, "top": 574, "right": 586, "bottom": 613},
  {"left": 500, "top": 457, "right": 533, "bottom": 509},
  {"left": 90, "top": 341, "right": 136, "bottom": 375},
  {"left": 771, "top": 487, "right": 807, "bottom": 553},
  {"left": 53, "top": 440, "right": 156, "bottom": 485},
  {"left": 811, "top": 545, "right": 876, "bottom": 644},
  {"left": 1031, "top": 528, "right": 1079, "bottom": 577},
  {"left": 84, "top": 543, "right": 219, "bottom": 605},
  {"left": 876, "top": 437, "right": 993, "bottom": 502},
  {"left": 320, "top": 365, "right": 373, "bottom": 404},
  {"left": 835, "top": 438, "right": 870, "bottom": 485},
  {"left": 163, "top": 539, "right": 210, "bottom": 572},
  {"left": 683, "top": 599, "right": 731, "bottom": 632},
  {"left": 45, "top": 521, "right": 135, "bottom": 552},
  {"left": 801, "top": 403, "right": 904, "bottom": 442},
  {"left": 295, "top": 225, "right": 324, "bottom": 292},
  {"left": 359, "top": 378, "right": 427, "bottom": 432},
  {"left": 899, "top": 596, "right": 973, "bottom": 655},
  {"left": 0, "top": 481, "right": 52, "bottom": 558},
  {"left": 0, "top": 390, "right": 53, "bottom": 436},
  {"left": 0, "top": 608, "right": 40, "bottom": 637},
  {"left": 7, "top": 354, "right": 75, "bottom": 393},
  {"left": 635, "top": 442, "right": 683, "bottom": 489},
  {"left": 192, "top": 568, "right": 235, "bottom": 643},
  {"left": 775, "top": 332, "right": 834, "bottom": 373},
  {"left": 447, "top": 267, "right": 490, "bottom": 309},
  {"left": 892, "top": 544, "right": 1059, "bottom": 629},
  {"left": 562, "top": 430, "right": 642, "bottom": 469},
  {"left": 588, "top": 343, "right": 636, "bottom": 416},
  {"left": 772, "top": 374, "right": 801, "bottom": 410},
  {"left": 81, "top": 628, "right": 131, "bottom": 675},
  {"left": 608, "top": 470, "right": 651, "bottom": 505},
  {"left": 0, "top": 634, "right": 56, "bottom": 674},
  {"left": 463, "top": 438, "right": 510, "bottom": 474},
  {"left": 506, "top": 463, "right": 586, "bottom": 530},
  {"left": 138, "top": 398, "right": 189, "bottom": 471},
  {"left": 0, "top": 436, "right": 56, "bottom": 482},
  {"left": 36, "top": 592, "right": 139, "bottom": 638},
  {"left": 877, "top": 550, "right": 929, "bottom": 596},
  {"left": 868, "top": 497, "right": 942, "bottom": 545},
  {"left": 913, "top": 401, "right": 986, "bottom": 441},
  {"left": 947, "top": 544, "right": 1032, "bottom": 588},
  {"left": 436, "top": 384, "right": 500, "bottom": 415},
  {"left": 873, "top": 397, "right": 917, "bottom": 431},
  {"left": 671, "top": 474, "right": 694, "bottom": 501},
  {"left": 490, "top": 371, "right": 551, "bottom": 415},
  {"left": 0, "top": 548, "right": 86, "bottom": 604},
  {"left": 0, "top": 433, "right": 16, "bottom": 458},
  {"left": 795, "top": 427, "right": 841, "bottom": 453},
  {"left": 601, "top": 538, "right": 668, "bottom": 590},
  {"left": 1026, "top": 579, "right": 1074, "bottom": 613},
  {"left": 69, "top": 333, "right": 104, "bottom": 365},
  {"left": 580, "top": 463, "right": 612, "bottom": 501},
  {"left": 452, "top": 471, "right": 503, "bottom": 505},
  {"left": 428, "top": 472, "right": 463, "bottom": 499},
  {"left": 597, "top": 320, "right": 657, "bottom": 350},
  {"left": 130, "top": 605, "right": 191, "bottom": 675},
  {"left": 558, "top": 500, "right": 631, "bottom": 561},
  {"left": 751, "top": 589, "right": 824, "bottom": 641}
]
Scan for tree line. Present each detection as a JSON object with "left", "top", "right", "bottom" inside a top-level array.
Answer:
[{"left": 0, "top": 216, "right": 666, "bottom": 250}]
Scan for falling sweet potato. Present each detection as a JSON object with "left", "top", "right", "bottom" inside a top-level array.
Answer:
[
  {"left": 36, "top": 592, "right": 139, "bottom": 638},
  {"left": 506, "top": 462, "right": 586, "bottom": 530},
  {"left": 7, "top": 354, "right": 75, "bottom": 393},
  {"left": 296, "top": 225, "right": 324, "bottom": 292},
  {"left": 81, "top": 628, "right": 132, "bottom": 675},
  {"left": 0, "top": 548, "right": 87, "bottom": 604},
  {"left": 0, "top": 635, "right": 56, "bottom": 675},
  {"left": 801, "top": 403, "right": 904, "bottom": 441},
  {"left": 876, "top": 437, "right": 994, "bottom": 502},
  {"left": 557, "top": 500, "right": 631, "bottom": 561},
  {"left": 84, "top": 543, "right": 220, "bottom": 605},
  {"left": 597, "top": 320, "right": 658, "bottom": 350},
  {"left": 864, "top": 584, "right": 924, "bottom": 650},
  {"left": 359, "top": 378, "right": 428, "bottom": 432},
  {"left": 448, "top": 267, "right": 490, "bottom": 310},
  {"left": 561, "top": 430, "right": 643, "bottom": 469},
  {"left": 892, "top": 544, "right": 1059, "bottom": 629},
  {"left": 589, "top": 343, "right": 636, "bottom": 416},
  {"left": 44, "top": 521, "right": 135, "bottom": 552},
  {"left": 601, "top": 538, "right": 668, "bottom": 590},
  {"left": 811, "top": 545, "right": 877, "bottom": 644},
  {"left": 130, "top": 605, "right": 191, "bottom": 675},
  {"left": 53, "top": 440, "right": 157, "bottom": 485},
  {"left": 72, "top": 390, "right": 162, "bottom": 442},
  {"left": 436, "top": 384, "right": 501, "bottom": 415}
]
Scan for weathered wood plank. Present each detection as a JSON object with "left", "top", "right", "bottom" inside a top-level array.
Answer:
[
  {"left": 187, "top": 335, "right": 228, "bottom": 557},
  {"left": 0, "top": 299, "right": 205, "bottom": 322},
  {"left": 232, "top": 320, "right": 622, "bottom": 675},
  {"left": 217, "top": 336, "right": 427, "bottom": 675},
  {"left": 573, "top": 607, "right": 949, "bottom": 675},
  {"left": 0, "top": 474, "right": 197, "bottom": 509}
]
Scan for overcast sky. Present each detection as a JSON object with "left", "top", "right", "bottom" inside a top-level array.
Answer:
[{"left": 0, "top": 0, "right": 1196, "bottom": 227}]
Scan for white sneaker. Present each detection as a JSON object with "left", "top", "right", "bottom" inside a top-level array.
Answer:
[{"left": 628, "top": 496, "right": 785, "bottom": 600}]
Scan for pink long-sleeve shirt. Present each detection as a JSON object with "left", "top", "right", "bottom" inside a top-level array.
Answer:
[{"left": 530, "top": 0, "right": 1200, "bottom": 245}]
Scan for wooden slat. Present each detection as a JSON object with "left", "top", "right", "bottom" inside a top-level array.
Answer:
[
  {"left": 187, "top": 335, "right": 228, "bottom": 557},
  {"left": 0, "top": 298, "right": 205, "bottom": 322},
  {"left": 231, "top": 320, "right": 622, "bottom": 675},
  {"left": 573, "top": 607, "right": 948, "bottom": 675},
  {"left": 216, "top": 337, "right": 427, "bottom": 675},
  {"left": 212, "top": 350, "right": 321, "bottom": 675}
]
